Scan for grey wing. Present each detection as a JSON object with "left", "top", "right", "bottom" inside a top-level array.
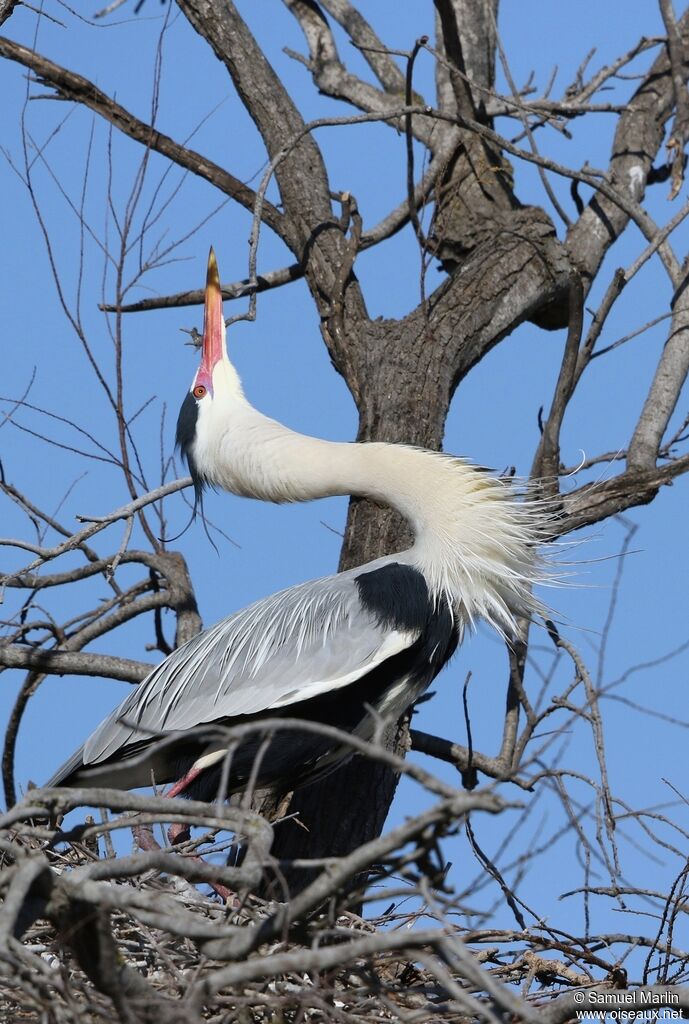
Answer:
[{"left": 83, "top": 572, "right": 421, "bottom": 766}]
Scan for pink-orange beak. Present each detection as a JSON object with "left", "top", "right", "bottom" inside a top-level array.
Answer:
[{"left": 194, "top": 248, "right": 225, "bottom": 397}]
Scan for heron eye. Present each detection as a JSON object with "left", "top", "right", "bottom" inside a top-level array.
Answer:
[{"left": 193, "top": 384, "right": 207, "bottom": 400}]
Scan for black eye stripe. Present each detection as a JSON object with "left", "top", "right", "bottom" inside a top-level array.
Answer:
[
  {"left": 175, "top": 391, "right": 199, "bottom": 455},
  {"left": 175, "top": 390, "right": 206, "bottom": 499}
]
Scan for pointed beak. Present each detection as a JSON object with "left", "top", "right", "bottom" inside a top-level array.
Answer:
[{"left": 196, "top": 247, "right": 225, "bottom": 393}]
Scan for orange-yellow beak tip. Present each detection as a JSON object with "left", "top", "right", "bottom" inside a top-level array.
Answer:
[{"left": 206, "top": 247, "right": 220, "bottom": 292}]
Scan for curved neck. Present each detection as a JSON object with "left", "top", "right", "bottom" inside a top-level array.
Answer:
[
  {"left": 195, "top": 399, "right": 444, "bottom": 523},
  {"left": 192, "top": 401, "right": 544, "bottom": 632}
]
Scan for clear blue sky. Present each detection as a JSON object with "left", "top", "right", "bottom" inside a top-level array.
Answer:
[{"left": 1, "top": 1, "right": 688, "bottom": 953}]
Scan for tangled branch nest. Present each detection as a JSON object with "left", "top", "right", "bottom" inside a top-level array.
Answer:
[{"left": 2, "top": 773, "right": 688, "bottom": 1024}]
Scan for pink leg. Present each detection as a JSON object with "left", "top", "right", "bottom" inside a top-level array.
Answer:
[
  {"left": 163, "top": 765, "right": 237, "bottom": 904},
  {"left": 165, "top": 763, "right": 204, "bottom": 800},
  {"left": 165, "top": 765, "right": 204, "bottom": 846}
]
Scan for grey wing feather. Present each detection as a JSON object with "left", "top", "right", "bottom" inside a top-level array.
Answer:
[
  {"left": 83, "top": 571, "right": 419, "bottom": 767},
  {"left": 46, "top": 743, "right": 86, "bottom": 788}
]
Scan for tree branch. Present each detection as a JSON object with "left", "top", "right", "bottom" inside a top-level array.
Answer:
[
  {"left": 0, "top": 0, "right": 17, "bottom": 28},
  {"left": 319, "top": 0, "right": 406, "bottom": 93},
  {"left": 100, "top": 262, "right": 304, "bottom": 313},
  {"left": 659, "top": 0, "right": 689, "bottom": 199},
  {"left": 410, "top": 728, "right": 533, "bottom": 790},
  {"left": 566, "top": 12, "right": 689, "bottom": 288},
  {"left": 532, "top": 275, "right": 585, "bottom": 488},
  {"left": 628, "top": 261, "right": 689, "bottom": 468},
  {"left": 179, "top": 0, "right": 333, "bottom": 246},
  {"left": 0, "top": 645, "right": 149, "bottom": 681},
  {"left": 0, "top": 36, "right": 285, "bottom": 237},
  {"left": 562, "top": 451, "right": 689, "bottom": 533},
  {"left": 0, "top": 478, "right": 190, "bottom": 587},
  {"left": 284, "top": 0, "right": 434, "bottom": 141}
]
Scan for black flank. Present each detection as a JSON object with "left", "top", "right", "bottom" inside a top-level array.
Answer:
[{"left": 355, "top": 562, "right": 432, "bottom": 632}]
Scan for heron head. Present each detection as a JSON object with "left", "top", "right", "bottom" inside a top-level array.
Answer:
[{"left": 175, "top": 248, "right": 240, "bottom": 516}]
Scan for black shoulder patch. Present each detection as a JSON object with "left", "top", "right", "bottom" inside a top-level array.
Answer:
[{"left": 355, "top": 563, "right": 432, "bottom": 632}]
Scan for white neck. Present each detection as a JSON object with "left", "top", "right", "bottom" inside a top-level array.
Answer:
[{"left": 191, "top": 364, "right": 546, "bottom": 633}]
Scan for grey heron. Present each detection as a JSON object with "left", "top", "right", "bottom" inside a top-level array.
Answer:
[{"left": 47, "top": 250, "right": 547, "bottom": 825}]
